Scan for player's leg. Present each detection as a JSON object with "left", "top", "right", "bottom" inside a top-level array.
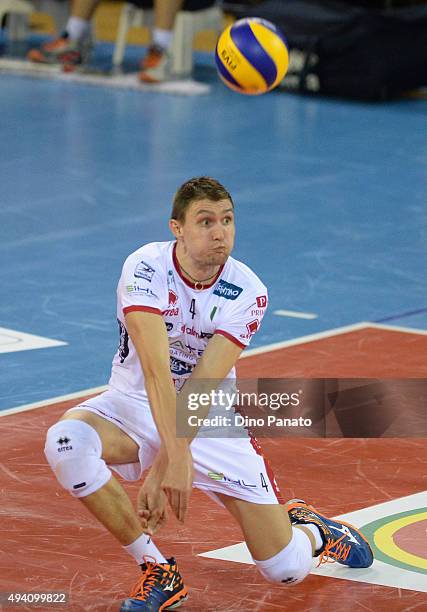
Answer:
[
  {"left": 191, "top": 434, "right": 373, "bottom": 585},
  {"left": 44, "top": 399, "right": 188, "bottom": 611},
  {"left": 217, "top": 495, "right": 316, "bottom": 585},
  {"left": 27, "top": 0, "right": 99, "bottom": 66},
  {"left": 139, "top": 0, "right": 185, "bottom": 83}
]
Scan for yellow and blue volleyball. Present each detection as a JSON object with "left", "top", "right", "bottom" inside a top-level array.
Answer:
[{"left": 215, "top": 17, "right": 289, "bottom": 95}]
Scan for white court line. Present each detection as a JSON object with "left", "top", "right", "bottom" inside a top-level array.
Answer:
[
  {"left": 199, "top": 490, "right": 427, "bottom": 593},
  {"left": 2, "top": 321, "right": 427, "bottom": 417},
  {"left": 0, "top": 326, "right": 67, "bottom": 354},
  {"left": 369, "top": 322, "right": 427, "bottom": 336},
  {"left": 0, "top": 386, "right": 108, "bottom": 418},
  {"left": 273, "top": 309, "right": 318, "bottom": 319}
]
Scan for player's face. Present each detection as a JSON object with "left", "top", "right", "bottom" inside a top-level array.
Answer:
[{"left": 173, "top": 199, "right": 235, "bottom": 267}]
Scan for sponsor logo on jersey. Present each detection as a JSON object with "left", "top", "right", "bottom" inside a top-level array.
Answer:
[
  {"left": 208, "top": 471, "right": 224, "bottom": 480},
  {"left": 250, "top": 308, "right": 265, "bottom": 316},
  {"left": 170, "top": 357, "right": 194, "bottom": 376},
  {"left": 207, "top": 472, "right": 257, "bottom": 488},
  {"left": 126, "top": 283, "right": 157, "bottom": 298},
  {"left": 168, "top": 289, "right": 178, "bottom": 305},
  {"left": 256, "top": 295, "right": 268, "bottom": 308},
  {"left": 170, "top": 340, "right": 204, "bottom": 359},
  {"left": 163, "top": 307, "right": 180, "bottom": 317},
  {"left": 223, "top": 476, "right": 257, "bottom": 488},
  {"left": 117, "top": 319, "right": 129, "bottom": 363},
  {"left": 180, "top": 324, "right": 213, "bottom": 340},
  {"left": 134, "top": 259, "right": 155, "bottom": 282},
  {"left": 213, "top": 279, "right": 243, "bottom": 300}
]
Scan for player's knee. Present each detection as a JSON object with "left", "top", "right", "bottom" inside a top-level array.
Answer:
[
  {"left": 254, "top": 528, "right": 313, "bottom": 586},
  {"left": 44, "top": 419, "right": 111, "bottom": 498}
]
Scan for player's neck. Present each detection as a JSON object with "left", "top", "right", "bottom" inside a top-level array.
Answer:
[{"left": 174, "top": 243, "right": 221, "bottom": 289}]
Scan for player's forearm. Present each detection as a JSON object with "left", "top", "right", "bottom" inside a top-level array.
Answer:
[{"left": 144, "top": 371, "right": 189, "bottom": 452}]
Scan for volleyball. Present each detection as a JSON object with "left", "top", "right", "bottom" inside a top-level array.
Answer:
[{"left": 215, "top": 17, "right": 289, "bottom": 95}]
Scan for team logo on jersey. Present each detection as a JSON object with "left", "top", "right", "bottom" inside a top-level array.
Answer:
[
  {"left": 170, "top": 357, "right": 194, "bottom": 376},
  {"left": 240, "top": 319, "right": 259, "bottom": 339},
  {"left": 246, "top": 320, "right": 259, "bottom": 335},
  {"left": 256, "top": 295, "right": 268, "bottom": 308},
  {"left": 134, "top": 259, "right": 155, "bottom": 282},
  {"left": 213, "top": 280, "right": 243, "bottom": 300},
  {"left": 168, "top": 289, "right": 178, "bottom": 305}
]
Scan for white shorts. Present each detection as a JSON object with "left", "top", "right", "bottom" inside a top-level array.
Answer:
[{"left": 68, "top": 387, "right": 283, "bottom": 506}]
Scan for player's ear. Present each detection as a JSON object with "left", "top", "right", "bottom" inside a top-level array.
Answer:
[{"left": 169, "top": 218, "right": 183, "bottom": 238}]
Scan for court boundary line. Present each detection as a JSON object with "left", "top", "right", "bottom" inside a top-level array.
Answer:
[
  {"left": 0, "top": 386, "right": 108, "bottom": 418},
  {"left": 2, "top": 321, "right": 426, "bottom": 418}
]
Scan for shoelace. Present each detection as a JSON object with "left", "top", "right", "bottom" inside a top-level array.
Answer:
[
  {"left": 129, "top": 556, "right": 169, "bottom": 600},
  {"left": 317, "top": 534, "right": 351, "bottom": 566}
]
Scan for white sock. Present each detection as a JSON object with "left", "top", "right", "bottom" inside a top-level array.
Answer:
[
  {"left": 152, "top": 28, "right": 173, "bottom": 50},
  {"left": 123, "top": 533, "right": 167, "bottom": 565},
  {"left": 66, "top": 17, "right": 91, "bottom": 41},
  {"left": 303, "top": 524, "right": 323, "bottom": 551}
]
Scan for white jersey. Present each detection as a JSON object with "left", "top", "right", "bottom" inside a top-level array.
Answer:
[{"left": 109, "top": 241, "right": 268, "bottom": 399}]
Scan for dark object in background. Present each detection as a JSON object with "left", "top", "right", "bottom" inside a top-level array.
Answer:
[
  {"left": 132, "top": 0, "right": 215, "bottom": 10},
  {"left": 222, "top": 0, "right": 427, "bottom": 100}
]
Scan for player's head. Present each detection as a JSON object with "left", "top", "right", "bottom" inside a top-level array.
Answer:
[
  {"left": 170, "top": 177, "right": 235, "bottom": 267},
  {"left": 170, "top": 177, "right": 234, "bottom": 222}
]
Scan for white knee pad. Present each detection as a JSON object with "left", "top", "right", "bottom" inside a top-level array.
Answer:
[
  {"left": 44, "top": 419, "right": 111, "bottom": 498},
  {"left": 254, "top": 527, "right": 313, "bottom": 586}
]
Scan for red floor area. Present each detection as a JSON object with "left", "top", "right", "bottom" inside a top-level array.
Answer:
[
  {"left": 238, "top": 326, "right": 427, "bottom": 377},
  {"left": 1, "top": 327, "right": 426, "bottom": 611}
]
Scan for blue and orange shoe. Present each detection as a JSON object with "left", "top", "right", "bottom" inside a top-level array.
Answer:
[
  {"left": 120, "top": 557, "right": 188, "bottom": 611},
  {"left": 287, "top": 499, "right": 374, "bottom": 568},
  {"left": 27, "top": 33, "right": 92, "bottom": 68}
]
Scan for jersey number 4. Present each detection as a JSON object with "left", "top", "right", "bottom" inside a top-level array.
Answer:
[{"left": 189, "top": 298, "right": 196, "bottom": 320}]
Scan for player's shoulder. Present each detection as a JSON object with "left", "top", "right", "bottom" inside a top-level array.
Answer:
[
  {"left": 224, "top": 255, "right": 267, "bottom": 296},
  {"left": 123, "top": 241, "right": 172, "bottom": 270}
]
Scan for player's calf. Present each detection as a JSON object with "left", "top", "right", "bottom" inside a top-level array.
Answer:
[{"left": 44, "top": 419, "right": 111, "bottom": 497}]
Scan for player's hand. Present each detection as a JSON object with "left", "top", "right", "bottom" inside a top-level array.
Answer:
[
  {"left": 137, "top": 482, "right": 168, "bottom": 536},
  {"left": 161, "top": 445, "right": 194, "bottom": 523},
  {"left": 137, "top": 448, "right": 168, "bottom": 535}
]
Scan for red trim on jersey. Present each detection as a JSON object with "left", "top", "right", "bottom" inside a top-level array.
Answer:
[
  {"left": 172, "top": 242, "right": 224, "bottom": 290},
  {"left": 123, "top": 305, "right": 162, "bottom": 316},
  {"left": 249, "top": 435, "right": 284, "bottom": 504},
  {"left": 215, "top": 329, "right": 246, "bottom": 349}
]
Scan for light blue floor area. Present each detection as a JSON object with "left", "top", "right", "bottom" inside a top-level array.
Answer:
[{"left": 1, "top": 39, "right": 426, "bottom": 410}]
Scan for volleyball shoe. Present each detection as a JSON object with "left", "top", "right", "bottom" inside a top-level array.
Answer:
[
  {"left": 120, "top": 557, "right": 188, "bottom": 611},
  {"left": 27, "top": 33, "right": 92, "bottom": 67},
  {"left": 139, "top": 44, "right": 173, "bottom": 83},
  {"left": 287, "top": 499, "right": 374, "bottom": 568}
]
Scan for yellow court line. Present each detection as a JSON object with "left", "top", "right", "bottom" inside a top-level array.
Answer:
[{"left": 374, "top": 512, "right": 427, "bottom": 569}]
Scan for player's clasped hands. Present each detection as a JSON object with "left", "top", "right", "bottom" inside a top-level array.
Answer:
[{"left": 138, "top": 444, "right": 194, "bottom": 535}]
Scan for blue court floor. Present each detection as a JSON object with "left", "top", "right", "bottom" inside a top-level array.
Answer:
[{"left": 1, "top": 39, "right": 426, "bottom": 411}]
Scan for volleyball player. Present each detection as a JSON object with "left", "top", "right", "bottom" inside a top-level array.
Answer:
[{"left": 44, "top": 177, "right": 373, "bottom": 611}]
